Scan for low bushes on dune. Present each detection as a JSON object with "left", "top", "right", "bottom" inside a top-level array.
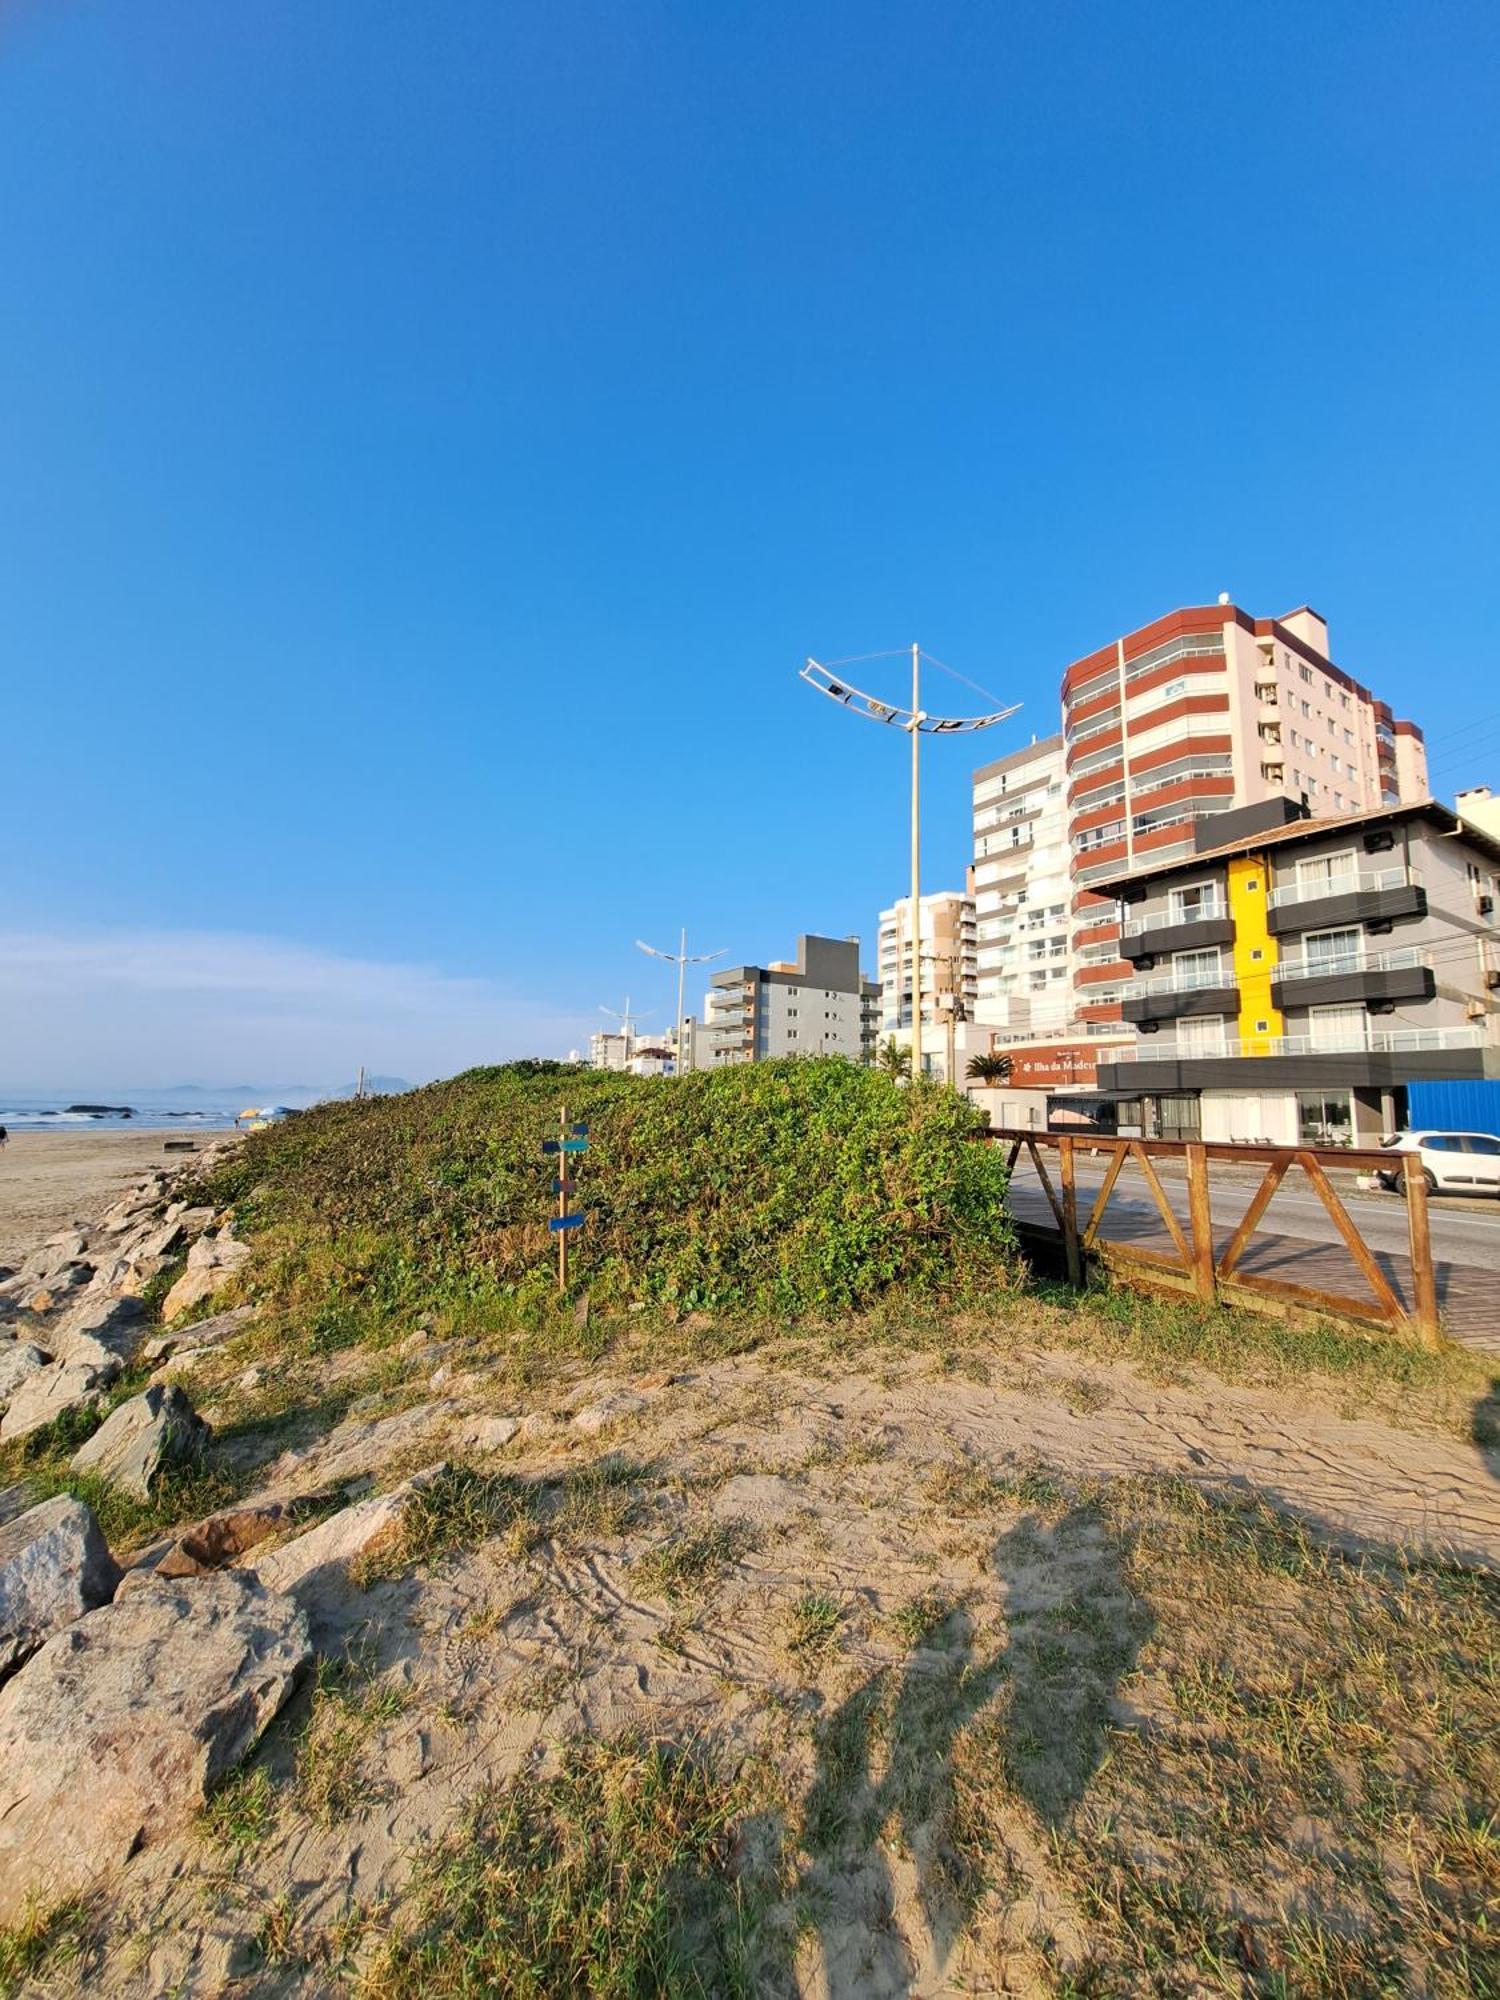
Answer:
[{"left": 204, "top": 1058, "right": 1015, "bottom": 1328}]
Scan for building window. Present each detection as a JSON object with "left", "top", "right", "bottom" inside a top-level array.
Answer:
[
  {"left": 1304, "top": 926, "right": 1361, "bottom": 975},
  {"left": 1295, "top": 850, "right": 1356, "bottom": 893},
  {"left": 1308, "top": 1003, "right": 1368, "bottom": 1052},
  {"left": 1174, "top": 947, "right": 1223, "bottom": 988},
  {"left": 1170, "top": 882, "right": 1219, "bottom": 922}
]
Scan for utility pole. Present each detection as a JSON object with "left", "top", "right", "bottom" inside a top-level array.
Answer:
[
  {"left": 635, "top": 931, "right": 725, "bottom": 1074},
  {"left": 598, "top": 997, "right": 649, "bottom": 1069},
  {"left": 910, "top": 642, "right": 923, "bottom": 1076},
  {"left": 799, "top": 647, "right": 1019, "bottom": 1084}
]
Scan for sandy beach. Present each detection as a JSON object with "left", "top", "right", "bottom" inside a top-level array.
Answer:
[{"left": 0, "top": 1128, "right": 230, "bottom": 1268}]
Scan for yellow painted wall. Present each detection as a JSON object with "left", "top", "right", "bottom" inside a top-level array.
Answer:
[{"left": 1228, "top": 854, "right": 1282, "bottom": 1053}]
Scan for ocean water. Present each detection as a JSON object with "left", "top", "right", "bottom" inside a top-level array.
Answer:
[{"left": 0, "top": 1096, "right": 246, "bottom": 1132}]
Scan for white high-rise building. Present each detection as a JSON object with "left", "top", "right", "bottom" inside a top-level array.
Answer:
[
  {"left": 971, "top": 735, "right": 1071, "bottom": 1038},
  {"left": 877, "top": 891, "right": 978, "bottom": 1034}
]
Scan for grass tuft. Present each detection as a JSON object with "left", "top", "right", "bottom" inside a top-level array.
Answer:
[{"left": 359, "top": 1736, "right": 763, "bottom": 1998}]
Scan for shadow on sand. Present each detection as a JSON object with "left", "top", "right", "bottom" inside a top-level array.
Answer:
[{"left": 796, "top": 1502, "right": 1151, "bottom": 1998}]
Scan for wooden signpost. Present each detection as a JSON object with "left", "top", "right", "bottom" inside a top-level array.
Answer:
[{"left": 541, "top": 1103, "right": 589, "bottom": 1293}]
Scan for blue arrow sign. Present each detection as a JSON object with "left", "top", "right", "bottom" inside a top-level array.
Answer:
[
  {"left": 561, "top": 1137, "right": 589, "bottom": 1154},
  {"left": 549, "top": 1212, "right": 586, "bottom": 1233},
  {"left": 552, "top": 1177, "right": 576, "bottom": 1194},
  {"left": 571, "top": 1121, "right": 589, "bottom": 1136},
  {"left": 541, "top": 1139, "right": 561, "bottom": 1154}
]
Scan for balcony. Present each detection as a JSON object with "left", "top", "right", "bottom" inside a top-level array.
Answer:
[
  {"left": 1118, "top": 895, "right": 1234, "bottom": 964},
  {"left": 1265, "top": 866, "right": 1426, "bottom": 937},
  {"left": 1120, "top": 958, "right": 1239, "bottom": 1025},
  {"left": 1096, "top": 1023, "right": 1493, "bottom": 1093},
  {"left": 1270, "top": 945, "right": 1435, "bottom": 1012}
]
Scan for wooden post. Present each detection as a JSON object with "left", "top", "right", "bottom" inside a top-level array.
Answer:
[
  {"left": 1185, "top": 1142, "right": 1215, "bottom": 1304},
  {"left": 1403, "top": 1148, "right": 1439, "bottom": 1348},
  {"left": 557, "top": 1102, "right": 569, "bottom": 1295},
  {"left": 1058, "top": 1135, "right": 1082, "bottom": 1287}
]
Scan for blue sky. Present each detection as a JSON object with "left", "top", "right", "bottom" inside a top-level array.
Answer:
[{"left": 3, "top": 1, "right": 1497, "bottom": 1087}]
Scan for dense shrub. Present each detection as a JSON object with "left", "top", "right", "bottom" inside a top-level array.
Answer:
[{"left": 208, "top": 1058, "right": 1015, "bottom": 1322}]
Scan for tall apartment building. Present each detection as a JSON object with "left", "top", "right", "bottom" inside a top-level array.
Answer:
[
  {"left": 972, "top": 735, "right": 1070, "bottom": 1036},
  {"left": 969, "top": 603, "right": 1429, "bottom": 1051},
  {"left": 878, "top": 891, "right": 978, "bottom": 1034},
  {"left": 1065, "top": 603, "right": 1427, "bottom": 1032},
  {"left": 703, "top": 935, "right": 881, "bottom": 1067}
]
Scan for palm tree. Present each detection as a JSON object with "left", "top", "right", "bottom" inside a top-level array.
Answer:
[
  {"left": 965, "top": 1051, "right": 1013, "bottom": 1086},
  {"left": 878, "top": 1038, "right": 912, "bottom": 1082}
]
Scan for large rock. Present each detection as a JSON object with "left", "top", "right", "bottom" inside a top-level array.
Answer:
[
  {"left": 154, "top": 1501, "right": 294, "bottom": 1578},
  {"left": 49, "top": 1294, "right": 146, "bottom": 1365},
  {"left": 0, "top": 1344, "right": 51, "bottom": 1414},
  {"left": 139, "top": 1304, "right": 254, "bottom": 1366},
  {"left": 70, "top": 1385, "right": 210, "bottom": 1500},
  {"left": 21, "top": 1265, "right": 92, "bottom": 1311},
  {"left": 0, "top": 1497, "right": 120, "bottom": 1679},
  {"left": 250, "top": 1471, "right": 442, "bottom": 1600},
  {"left": 262, "top": 1400, "right": 452, "bottom": 1497},
  {"left": 17, "top": 1232, "right": 88, "bottom": 1283},
  {"left": 161, "top": 1234, "right": 253, "bottom": 1323},
  {"left": 0, "top": 1573, "right": 310, "bottom": 1921},
  {"left": 0, "top": 1358, "right": 117, "bottom": 1444}
]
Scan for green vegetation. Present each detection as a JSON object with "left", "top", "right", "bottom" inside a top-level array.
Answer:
[
  {"left": 295, "top": 1656, "right": 411, "bottom": 1827},
  {"left": 0, "top": 1899, "right": 90, "bottom": 1998},
  {"left": 0, "top": 1388, "right": 239, "bottom": 1553},
  {"left": 786, "top": 1588, "right": 843, "bottom": 1660},
  {"left": 359, "top": 1737, "right": 760, "bottom": 1999},
  {"left": 634, "top": 1520, "right": 759, "bottom": 1604},
  {"left": 206, "top": 1058, "right": 1014, "bottom": 1330}
]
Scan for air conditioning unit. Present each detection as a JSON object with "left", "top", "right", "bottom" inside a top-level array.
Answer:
[
  {"left": 1487, "top": 970, "right": 1500, "bottom": 991},
  {"left": 1479, "top": 895, "right": 1494, "bottom": 915},
  {"left": 1467, "top": 999, "right": 1488, "bottom": 1021},
  {"left": 1139, "top": 1020, "right": 1160, "bottom": 1035}
]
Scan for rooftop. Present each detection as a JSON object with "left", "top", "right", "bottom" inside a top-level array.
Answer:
[{"left": 1092, "top": 797, "right": 1500, "bottom": 898}]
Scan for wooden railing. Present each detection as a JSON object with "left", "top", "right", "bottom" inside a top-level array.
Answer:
[{"left": 983, "top": 1132, "right": 1439, "bottom": 1347}]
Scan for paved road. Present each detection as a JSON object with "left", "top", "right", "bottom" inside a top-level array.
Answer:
[{"left": 1003, "top": 1151, "right": 1500, "bottom": 1356}]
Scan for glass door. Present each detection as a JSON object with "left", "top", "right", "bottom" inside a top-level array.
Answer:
[
  {"left": 1308, "top": 1004, "right": 1368, "bottom": 1052},
  {"left": 1303, "top": 927, "right": 1361, "bottom": 977}
]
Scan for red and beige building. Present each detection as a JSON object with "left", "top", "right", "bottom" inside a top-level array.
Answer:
[
  {"left": 1065, "top": 601, "right": 1427, "bottom": 1027},
  {"left": 972, "top": 599, "right": 1431, "bottom": 1115}
]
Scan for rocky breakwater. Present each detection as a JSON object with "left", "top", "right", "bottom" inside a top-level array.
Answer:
[
  {"left": 0, "top": 1140, "right": 246, "bottom": 1447},
  {"left": 0, "top": 1140, "right": 452, "bottom": 1929},
  {"left": 0, "top": 1139, "right": 305, "bottom": 1923}
]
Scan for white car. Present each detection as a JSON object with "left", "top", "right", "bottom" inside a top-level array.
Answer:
[{"left": 1376, "top": 1130, "right": 1500, "bottom": 1197}]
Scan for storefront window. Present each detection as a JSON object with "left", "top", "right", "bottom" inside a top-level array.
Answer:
[
  {"left": 1157, "top": 1095, "right": 1202, "bottom": 1141},
  {"left": 1298, "top": 1090, "right": 1353, "bottom": 1146}
]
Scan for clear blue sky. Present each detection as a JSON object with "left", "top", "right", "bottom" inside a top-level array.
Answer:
[{"left": 3, "top": 1, "right": 1497, "bottom": 1086}]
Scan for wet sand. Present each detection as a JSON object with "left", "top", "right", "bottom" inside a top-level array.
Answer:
[{"left": 0, "top": 1128, "right": 233, "bottom": 1268}]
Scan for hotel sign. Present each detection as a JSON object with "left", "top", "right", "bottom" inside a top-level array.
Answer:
[{"left": 999, "top": 1042, "right": 1109, "bottom": 1090}]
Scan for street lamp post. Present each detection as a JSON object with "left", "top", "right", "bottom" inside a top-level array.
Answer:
[
  {"left": 635, "top": 930, "right": 725, "bottom": 1074},
  {"left": 799, "top": 647, "right": 1018, "bottom": 1079}
]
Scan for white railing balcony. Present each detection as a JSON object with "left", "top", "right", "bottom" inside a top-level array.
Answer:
[
  {"left": 1120, "top": 896, "right": 1229, "bottom": 939},
  {"left": 1123, "top": 960, "right": 1234, "bottom": 998},
  {"left": 1266, "top": 865, "right": 1418, "bottom": 911},
  {"left": 1275, "top": 946, "right": 1429, "bottom": 983},
  {"left": 1107, "top": 1023, "right": 1484, "bottom": 1065}
]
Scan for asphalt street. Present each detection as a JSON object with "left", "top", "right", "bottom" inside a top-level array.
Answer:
[{"left": 1004, "top": 1153, "right": 1500, "bottom": 1354}]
